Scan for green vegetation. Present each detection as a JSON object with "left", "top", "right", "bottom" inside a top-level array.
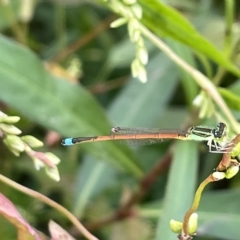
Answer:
[{"left": 1, "top": 0, "right": 240, "bottom": 239}]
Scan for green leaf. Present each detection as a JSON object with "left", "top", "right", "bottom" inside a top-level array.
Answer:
[
  {"left": 139, "top": 0, "right": 240, "bottom": 76},
  {"left": 72, "top": 156, "right": 117, "bottom": 217},
  {"left": 218, "top": 87, "right": 240, "bottom": 111},
  {"left": 166, "top": 39, "right": 198, "bottom": 106},
  {"left": 156, "top": 141, "right": 198, "bottom": 240},
  {"left": 229, "top": 80, "right": 240, "bottom": 93},
  {"left": 0, "top": 34, "right": 142, "bottom": 177}
]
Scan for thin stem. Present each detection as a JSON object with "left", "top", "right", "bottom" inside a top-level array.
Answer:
[
  {"left": 182, "top": 133, "right": 240, "bottom": 235},
  {"left": 87, "top": 76, "right": 128, "bottom": 94},
  {"left": 139, "top": 24, "right": 240, "bottom": 133},
  {"left": 2, "top": 2, "right": 26, "bottom": 44},
  {"left": 51, "top": 15, "right": 116, "bottom": 62},
  {"left": 182, "top": 175, "right": 214, "bottom": 235},
  {"left": 223, "top": 0, "right": 234, "bottom": 57},
  {"left": 0, "top": 174, "right": 98, "bottom": 240},
  {"left": 54, "top": 4, "right": 66, "bottom": 54}
]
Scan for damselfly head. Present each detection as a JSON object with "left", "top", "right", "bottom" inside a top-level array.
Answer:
[{"left": 212, "top": 122, "right": 227, "bottom": 139}]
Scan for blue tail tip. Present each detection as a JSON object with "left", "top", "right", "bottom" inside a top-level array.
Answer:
[{"left": 61, "top": 138, "right": 73, "bottom": 146}]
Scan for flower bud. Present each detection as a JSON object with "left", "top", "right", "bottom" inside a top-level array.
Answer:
[
  {"left": 225, "top": 165, "right": 239, "bottom": 179},
  {"left": 131, "top": 58, "right": 140, "bottom": 77},
  {"left": 45, "top": 152, "right": 61, "bottom": 165},
  {"left": 0, "top": 123, "right": 22, "bottom": 135},
  {"left": 231, "top": 144, "right": 240, "bottom": 157},
  {"left": 212, "top": 171, "right": 226, "bottom": 181},
  {"left": 130, "top": 3, "right": 142, "bottom": 19},
  {"left": 0, "top": 111, "right": 7, "bottom": 117},
  {"left": 32, "top": 157, "right": 45, "bottom": 170},
  {"left": 0, "top": 116, "right": 20, "bottom": 124},
  {"left": 111, "top": 1, "right": 125, "bottom": 15},
  {"left": 193, "top": 93, "right": 202, "bottom": 107},
  {"left": 137, "top": 37, "right": 144, "bottom": 47},
  {"left": 169, "top": 219, "right": 182, "bottom": 233},
  {"left": 128, "top": 18, "right": 140, "bottom": 42},
  {"left": 3, "top": 135, "right": 25, "bottom": 156},
  {"left": 19, "top": 0, "right": 34, "bottom": 22},
  {"left": 110, "top": 18, "right": 127, "bottom": 28},
  {"left": 188, "top": 213, "right": 198, "bottom": 235},
  {"left": 137, "top": 47, "right": 148, "bottom": 65},
  {"left": 131, "top": 29, "right": 141, "bottom": 42},
  {"left": 193, "top": 92, "right": 213, "bottom": 119},
  {"left": 137, "top": 65, "right": 147, "bottom": 83},
  {"left": 45, "top": 166, "right": 60, "bottom": 182},
  {"left": 21, "top": 136, "right": 43, "bottom": 148}
]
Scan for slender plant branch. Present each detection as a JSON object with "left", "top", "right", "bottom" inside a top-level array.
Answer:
[
  {"left": 87, "top": 76, "right": 128, "bottom": 94},
  {"left": 0, "top": 174, "right": 98, "bottom": 240},
  {"left": 182, "top": 133, "right": 240, "bottom": 236},
  {"left": 51, "top": 15, "right": 116, "bottom": 62},
  {"left": 182, "top": 175, "right": 214, "bottom": 235},
  {"left": 139, "top": 24, "right": 240, "bottom": 133},
  {"left": 2, "top": 2, "right": 26, "bottom": 44}
]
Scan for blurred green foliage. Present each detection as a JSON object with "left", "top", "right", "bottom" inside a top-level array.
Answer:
[{"left": 1, "top": 0, "right": 240, "bottom": 239}]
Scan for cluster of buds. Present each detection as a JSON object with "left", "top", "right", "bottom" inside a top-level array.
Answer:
[
  {"left": 169, "top": 161, "right": 239, "bottom": 238},
  {"left": 170, "top": 213, "right": 198, "bottom": 238},
  {"left": 0, "top": 111, "right": 61, "bottom": 181},
  {"left": 109, "top": 0, "right": 148, "bottom": 83},
  {"left": 212, "top": 161, "right": 239, "bottom": 180}
]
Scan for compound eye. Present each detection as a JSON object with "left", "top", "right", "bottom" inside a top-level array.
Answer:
[
  {"left": 214, "top": 122, "right": 227, "bottom": 138},
  {"left": 212, "top": 129, "right": 218, "bottom": 138},
  {"left": 111, "top": 127, "right": 120, "bottom": 133}
]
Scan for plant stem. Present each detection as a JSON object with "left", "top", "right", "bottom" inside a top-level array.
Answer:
[
  {"left": 0, "top": 174, "right": 98, "bottom": 240},
  {"left": 139, "top": 24, "right": 240, "bottom": 133}
]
